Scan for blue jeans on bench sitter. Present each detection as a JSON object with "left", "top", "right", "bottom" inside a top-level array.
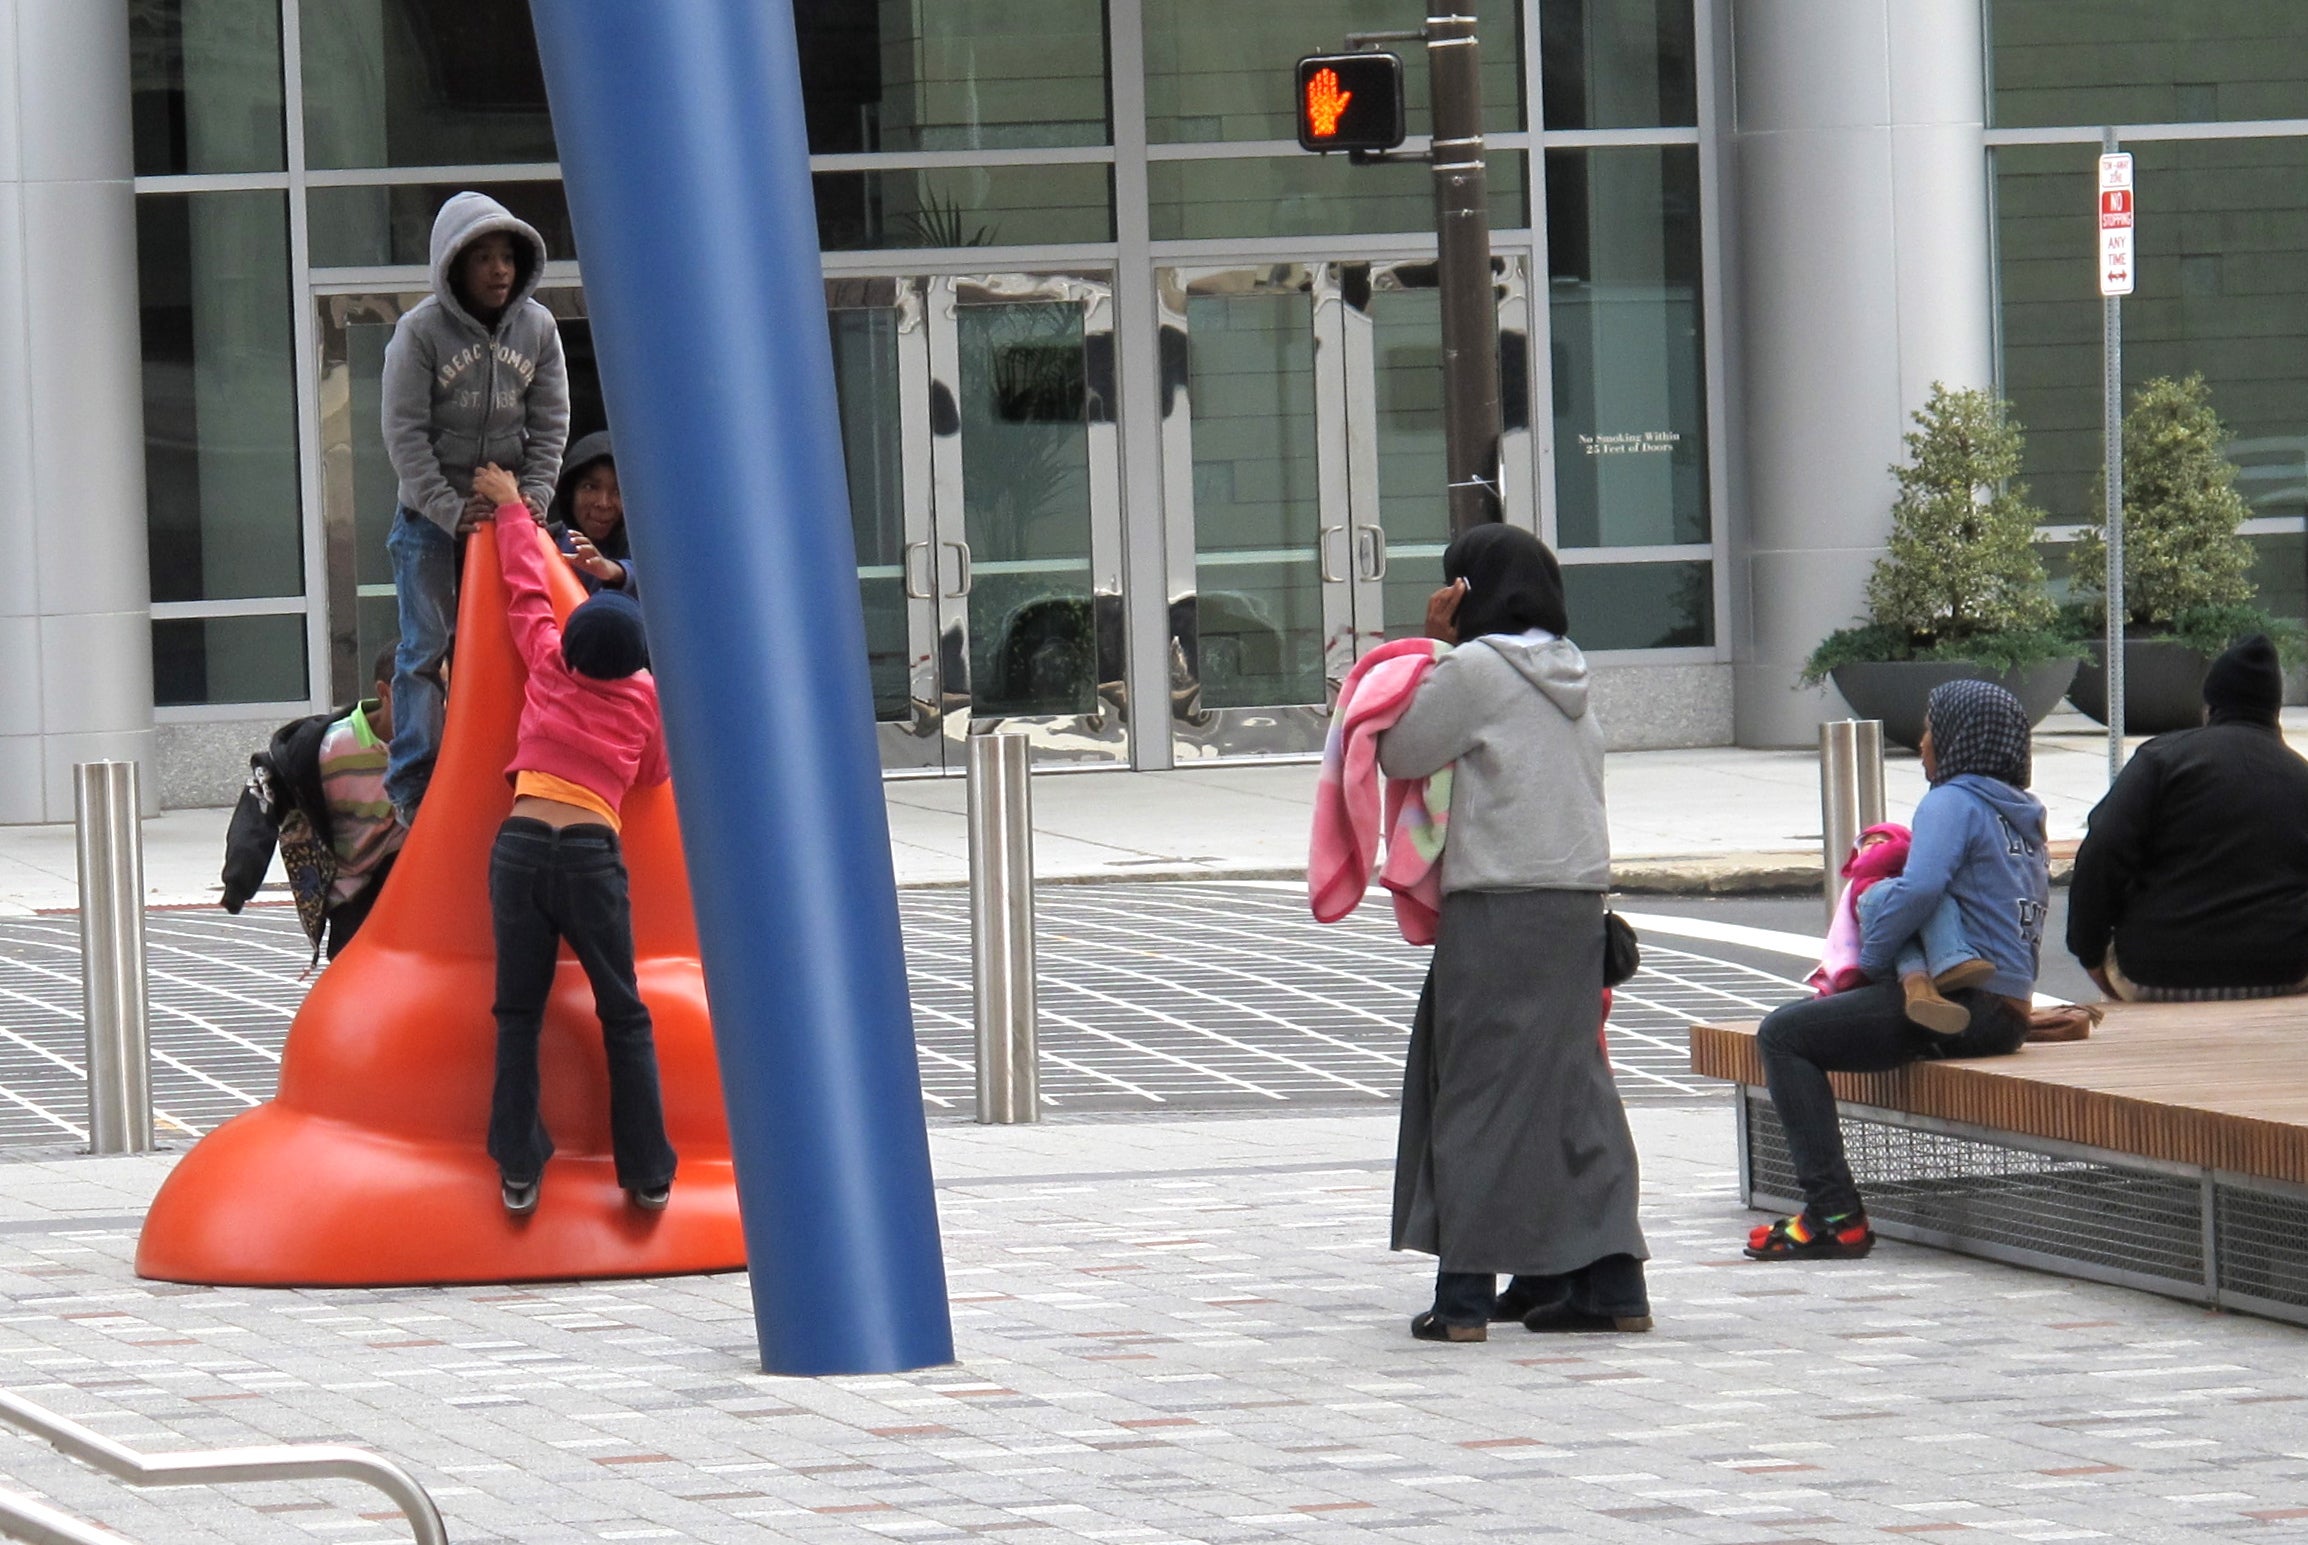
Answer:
[{"left": 1757, "top": 984, "right": 2027, "bottom": 1221}]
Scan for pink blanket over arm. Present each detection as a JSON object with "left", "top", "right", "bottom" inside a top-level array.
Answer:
[{"left": 1308, "top": 637, "right": 1451, "bottom": 945}]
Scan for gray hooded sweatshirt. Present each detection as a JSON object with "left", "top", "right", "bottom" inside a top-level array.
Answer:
[
  {"left": 380, "top": 192, "right": 570, "bottom": 533},
  {"left": 1377, "top": 635, "right": 1611, "bottom": 893}
]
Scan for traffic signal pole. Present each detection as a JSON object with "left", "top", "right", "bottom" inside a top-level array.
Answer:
[
  {"left": 1310, "top": 17, "right": 1503, "bottom": 537},
  {"left": 1422, "top": 15, "right": 1504, "bottom": 535}
]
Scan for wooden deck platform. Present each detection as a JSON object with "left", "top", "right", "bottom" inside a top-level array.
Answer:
[
  {"left": 1693, "top": 1000, "right": 2308, "bottom": 1324},
  {"left": 1691, "top": 998, "right": 2308, "bottom": 1186}
]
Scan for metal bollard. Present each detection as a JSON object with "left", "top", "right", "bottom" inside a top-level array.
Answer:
[
  {"left": 73, "top": 762, "right": 153, "bottom": 1155},
  {"left": 1818, "top": 720, "right": 1887, "bottom": 928},
  {"left": 967, "top": 732, "right": 1038, "bottom": 1124}
]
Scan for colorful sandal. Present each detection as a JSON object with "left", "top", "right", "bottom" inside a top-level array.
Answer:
[{"left": 1743, "top": 1211, "right": 1874, "bottom": 1261}]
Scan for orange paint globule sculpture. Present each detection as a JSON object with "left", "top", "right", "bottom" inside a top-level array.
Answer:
[{"left": 137, "top": 526, "right": 745, "bottom": 1285}]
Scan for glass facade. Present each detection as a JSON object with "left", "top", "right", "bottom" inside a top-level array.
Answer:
[
  {"left": 133, "top": 0, "right": 1720, "bottom": 745},
  {"left": 1148, "top": 154, "right": 1528, "bottom": 241},
  {"left": 1547, "top": 145, "right": 1709, "bottom": 549},
  {"left": 1539, "top": 0, "right": 1697, "bottom": 130},
  {"left": 306, "top": 180, "right": 573, "bottom": 269},
  {"left": 1144, "top": 0, "right": 1524, "bottom": 143},
  {"left": 815, "top": 165, "right": 1115, "bottom": 251},
  {"left": 300, "top": 0, "right": 556, "bottom": 169},
  {"left": 137, "top": 190, "right": 302, "bottom": 611},
  {"left": 131, "top": 0, "right": 286, "bottom": 175},
  {"left": 796, "top": 0, "right": 1113, "bottom": 153},
  {"left": 1991, "top": 0, "right": 2308, "bottom": 129},
  {"left": 1998, "top": 138, "right": 2308, "bottom": 528}
]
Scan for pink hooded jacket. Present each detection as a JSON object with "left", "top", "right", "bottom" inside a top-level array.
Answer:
[{"left": 1808, "top": 822, "right": 1912, "bottom": 995}]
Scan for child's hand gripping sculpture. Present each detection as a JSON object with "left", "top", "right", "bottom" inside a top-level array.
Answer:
[{"left": 471, "top": 463, "right": 529, "bottom": 521}]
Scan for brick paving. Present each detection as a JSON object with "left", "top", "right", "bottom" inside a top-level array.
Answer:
[{"left": 0, "top": 1112, "right": 2299, "bottom": 1542}]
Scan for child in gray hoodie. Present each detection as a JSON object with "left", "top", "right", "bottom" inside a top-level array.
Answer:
[{"left": 380, "top": 191, "right": 571, "bottom": 824}]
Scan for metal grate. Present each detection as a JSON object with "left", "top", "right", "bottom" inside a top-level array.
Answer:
[
  {"left": 1744, "top": 1094, "right": 2206, "bottom": 1283},
  {"left": 2217, "top": 1184, "right": 2308, "bottom": 1310}
]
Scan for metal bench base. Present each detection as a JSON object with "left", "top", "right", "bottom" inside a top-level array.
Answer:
[{"left": 1735, "top": 1087, "right": 2308, "bottom": 1327}]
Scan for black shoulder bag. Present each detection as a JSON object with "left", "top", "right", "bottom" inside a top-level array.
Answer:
[{"left": 1603, "top": 910, "right": 1641, "bottom": 988}]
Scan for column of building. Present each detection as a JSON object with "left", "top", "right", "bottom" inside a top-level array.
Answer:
[
  {"left": 0, "top": 0, "right": 154, "bottom": 820},
  {"left": 1728, "top": 0, "right": 1996, "bottom": 747}
]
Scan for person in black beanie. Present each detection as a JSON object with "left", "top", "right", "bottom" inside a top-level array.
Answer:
[{"left": 2068, "top": 634, "right": 2308, "bottom": 1001}]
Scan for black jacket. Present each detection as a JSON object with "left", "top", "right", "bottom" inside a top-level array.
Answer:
[
  {"left": 220, "top": 708, "right": 342, "bottom": 915},
  {"left": 219, "top": 705, "right": 400, "bottom": 962},
  {"left": 2066, "top": 717, "right": 2308, "bottom": 988}
]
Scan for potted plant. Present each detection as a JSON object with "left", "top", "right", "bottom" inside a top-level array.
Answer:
[
  {"left": 1803, "top": 384, "right": 2079, "bottom": 749},
  {"left": 2066, "top": 374, "right": 2295, "bottom": 732}
]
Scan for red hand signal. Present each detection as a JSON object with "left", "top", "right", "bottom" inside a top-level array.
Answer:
[{"left": 1305, "top": 67, "right": 1353, "bottom": 139}]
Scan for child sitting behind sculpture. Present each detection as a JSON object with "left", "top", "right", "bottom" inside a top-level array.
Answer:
[{"left": 1809, "top": 823, "right": 1998, "bottom": 1034}]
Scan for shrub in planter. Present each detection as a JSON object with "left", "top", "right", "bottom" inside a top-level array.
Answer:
[
  {"left": 1803, "top": 384, "right": 2076, "bottom": 747},
  {"left": 2067, "top": 375, "right": 2295, "bottom": 730}
]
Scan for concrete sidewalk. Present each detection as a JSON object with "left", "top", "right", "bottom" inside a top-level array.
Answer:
[{"left": 6, "top": 711, "right": 2298, "bottom": 914}]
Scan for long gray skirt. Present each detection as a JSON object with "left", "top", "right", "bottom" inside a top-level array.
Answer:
[{"left": 1391, "top": 888, "right": 1648, "bottom": 1276}]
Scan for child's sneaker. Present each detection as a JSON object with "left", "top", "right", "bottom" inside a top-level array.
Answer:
[
  {"left": 1902, "top": 972, "right": 1970, "bottom": 1035},
  {"left": 1744, "top": 1211, "right": 1874, "bottom": 1260}
]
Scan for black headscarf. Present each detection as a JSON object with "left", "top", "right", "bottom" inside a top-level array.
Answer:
[
  {"left": 1924, "top": 679, "right": 2031, "bottom": 788},
  {"left": 1443, "top": 524, "right": 1568, "bottom": 641}
]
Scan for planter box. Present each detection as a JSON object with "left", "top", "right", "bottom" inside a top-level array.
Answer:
[
  {"left": 1830, "top": 658, "right": 2081, "bottom": 751},
  {"left": 2070, "top": 638, "right": 2210, "bottom": 736}
]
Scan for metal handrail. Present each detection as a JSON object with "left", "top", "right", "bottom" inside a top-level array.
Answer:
[
  {"left": 0, "top": 1486, "right": 136, "bottom": 1545},
  {"left": 0, "top": 1391, "right": 446, "bottom": 1545}
]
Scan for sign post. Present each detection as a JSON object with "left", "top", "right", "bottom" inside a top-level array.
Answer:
[
  {"left": 2100, "top": 133, "right": 2132, "bottom": 780},
  {"left": 1298, "top": 16, "right": 1502, "bottom": 536}
]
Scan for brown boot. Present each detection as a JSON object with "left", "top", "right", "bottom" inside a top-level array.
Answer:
[
  {"left": 1903, "top": 971, "right": 1970, "bottom": 1035},
  {"left": 1933, "top": 957, "right": 1995, "bottom": 992}
]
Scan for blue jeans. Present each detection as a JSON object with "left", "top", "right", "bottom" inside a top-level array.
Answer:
[
  {"left": 384, "top": 508, "right": 456, "bottom": 818},
  {"left": 1857, "top": 884, "right": 1976, "bottom": 980}
]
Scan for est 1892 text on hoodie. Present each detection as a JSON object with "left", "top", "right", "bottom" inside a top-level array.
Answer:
[
  {"left": 380, "top": 191, "right": 571, "bottom": 534},
  {"left": 1857, "top": 773, "right": 2051, "bottom": 1001},
  {"left": 1376, "top": 634, "right": 1611, "bottom": 894}
]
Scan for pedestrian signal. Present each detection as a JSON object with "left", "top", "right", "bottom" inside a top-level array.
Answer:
[{"left": 1295, "top": 52, "right": 1406, "bottom": 154}]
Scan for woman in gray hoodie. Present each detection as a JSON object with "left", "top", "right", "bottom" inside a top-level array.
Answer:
[
  {"left": 1378, "top": 525, "right": 1650, "bottom": 1342},
  {"left": 379, "top": 191, "right": 571, "bottom": 825}
]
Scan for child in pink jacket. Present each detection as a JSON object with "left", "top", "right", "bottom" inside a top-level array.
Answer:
[
  {"left": 1812, "top": 822, "right": 1995, "bottom": 1034},
  {"left": 473, "top": 463, "right": 675, "bottom": 1219}
]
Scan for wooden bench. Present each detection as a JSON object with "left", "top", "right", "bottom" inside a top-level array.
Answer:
[{"left": 1690, "top": 1002, "right": 2308, "bottom": 1324}]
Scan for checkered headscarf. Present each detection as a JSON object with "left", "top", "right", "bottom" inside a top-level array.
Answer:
[{"left": 1925, "top": 679, "right": 2031, "bottom": 788}]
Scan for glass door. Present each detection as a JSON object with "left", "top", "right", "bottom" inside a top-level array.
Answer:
[
  {"left": 826, "top": 278, "right": 942, "bottom": 769},
  {"left": 1160, "top": 259, "right": 1533, "bottom": 760},
  {"left": 317, "top": 276, "right": 1121, "bottom": 776},
  {"left": 828, "top": 272, "right": 1126, "bottom": 773}
]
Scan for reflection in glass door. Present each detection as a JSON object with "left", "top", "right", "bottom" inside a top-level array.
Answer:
[
  {"left": 826, "top": 274, "right": 1125, "bottom": 772},
  {"left": 1160, "top": 261, "right": 1532, "bottom": 759},
  {"left": 826, "top": 278, "right": 939, "bottom": 767}
]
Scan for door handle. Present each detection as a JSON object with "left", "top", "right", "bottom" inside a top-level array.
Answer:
[
  {"left": 1356, "top": 525, "right": 1388, "bottom": 580},
  {"left": 1318, "top": 524, "right": 1347, "bottom": 584},
  {"left": 944, "top": 540, "right": 974, "bottom": 597},
  {"left": 902, "top": 540, "right": 933, "bottom": 600}
]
